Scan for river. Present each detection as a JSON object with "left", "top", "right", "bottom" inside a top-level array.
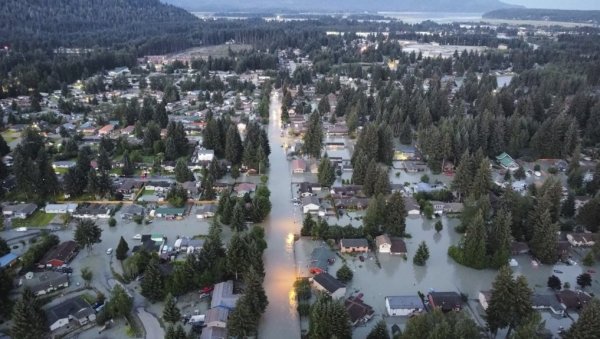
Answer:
[{"left": 258, "top": 91, "right": 301, "bottom": 338}]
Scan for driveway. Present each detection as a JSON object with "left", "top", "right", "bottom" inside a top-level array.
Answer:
[{"left": 136, "top": 307, "right": 164, "bottom": 339}]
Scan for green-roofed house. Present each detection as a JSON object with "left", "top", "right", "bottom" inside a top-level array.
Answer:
[
  {"left": 154, "top": 207, "right": 185, "bottom": 218},
  {"left": 496, "top": 152, "right": 519, "bottom": 171}
]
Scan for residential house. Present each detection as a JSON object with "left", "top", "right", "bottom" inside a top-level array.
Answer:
[
  {"left": 531, "top": 294, "right": 565, "bottom": 315},
  {"left": 39, "top": 241, "right": 79, "bottom": 268},
  {"left": 196, "top": 149, "right": 215, "bottom": 163},
  {"left": 211, "top": 280, "right": 240, "bottom": 309},
  {"left": 403, "top": 161, "right": 428, "bottom": 173},
  {"left": 145, "top": 181, "right": 172, "bottom": 192},
  {"left": 302, "top": 196, "right": 321, "bottom": 214},
  {"left": 53, "top": 160, "right": 76, "bottom": 170},
  {"left": 311, "top": 272, "right": 346, "bottom": 299},
  {"left": 326, "top": 124, "right": 349, "bottom": 137},
  {"left": 403, "top": 197, "right": 420, "bottom": 215},
  {"left": 46, "top": 296, "right": 96, "bottom": 331},
  {"left": 330, "top": 185, "right": 361, "bottom": 196},
  {"left": 345, "top": 296, "right": 374, "bottom": 326},
  {"left": 428, "top": 292, "right": 462, "bottom": 312},
  {"left": 115, "top": 179, "right": 143, "bottom": 200},
  {"left": 122, "top": 204, "right": 145, "bottom": 220},
  {"left": 430, "top": 201, "right": 464, "bottom": 215},
  {"left": 2, "top": 203, "right": 37, "bottom": 219},
  {"left": 78, "top": 121, "right": 96, "bottom": 135},
  {"left": 204, "top": 307, "right": 229, "bottom": 328},
  {"left": 44, "top": 203, "right": 78, "bottom": 214},
  {"left": 29, "top": 272, "right": 69, "bottom": 296},
  {"left": 309, "top": 246, "right": 335, "bottom": 274},
  {"left": 72, "top": 204, "right": 112, "bottom": 219},
  {"left": 200, "top": 327, "right": 227, "bottom": 339},
  {"left": 154, "top": 207, "right": 185, "bottom": 218},
  {"left": 556, "top": 290, "right": 592, "bottom": 310},
  {"left": 0, "top": 253, "right": 18, "bottom": 270},
  {"left": 385, "top": 296, "right": 424, "bottom": 316},
  {"left": 496, "top": 152, "right": 519, "bottom": 171},
  {"left": 234, "top": 183, "right": 256, "bottom": 197},
  {"left": 375, "top": 235, "right": 392, "bottom": 253},
  {"left": 292, "top": 159, "right": 307, "bottom": 174},
  {"left": 566, "top": 233, "right": 597, "bottom": 247},
  {"left": 196, "top": 204, "right": 217, "bottom": 219},
  {"left": 298, "top": 182, "right": 316, "bottom": 197},
  {"left": 97, "top": 124, "right": 115, "bottom": 136},
  {"left": 394, "top": 145, "right": 419, "bottom": 161},
  {"left": 333, "top": 197, "right": 369, "bottom": 211},
  {"left": 340, "top": 238, "right": 369, "bottom": 253},
  {"left": 182, "top": 181, "right": 199, "bottom": 197},
  {"left": 388, "top": 238, "right": 408, "bottom": 255},
  {"left": 120, "top": 125, "right": 135, "bottom": 136}
]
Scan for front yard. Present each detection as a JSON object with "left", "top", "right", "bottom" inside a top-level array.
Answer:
[{"left": 12, "top": 211, "right": 54, "bottom": 227}]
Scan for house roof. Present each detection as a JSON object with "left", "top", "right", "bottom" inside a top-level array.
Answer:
[
  {"left": 312, "top": 272, "right": 345, "bottom": 294},
  {"left": 40, "top": 241, "right": 78, "bottom": 265},
  {"left": 123, "top": 204, "right": 145, "bottom": 215},
  {"left": 200, "top": 326, "right": 227, "bottom": 339},
  {"left": 3, "top": 203, "right": 37, "bottom": 215},
  {"left": 556, "top": 290, "right": 592, "bottom": 309},
  {"left": 155, "top": 207, "right": 185, "bottom": 216},
  {"left": 531, "top": 294, "right": 564, "bottom": 311},
  {"left": 292, "top": 159, "right": 306, "bottom": 171},
  {"left": 211, "top": 280, "right": 239, "bottom": 309},
  {"left": 403, "top": 197, "right": 420, "bottom": 211},
  {"left": 45, "top": 296, "right": 92, "bottom": 326},
  {"left": 344, "top": 296, "right": 374, "bottom": 323},
  {"left": 340, "top": 238, "right": 368, "bottom": 248},
  {"left": 390, "top": 238, "right": 407, "bottom": 254},
  {"left": 0, "top": 253, "right": 18, "bottom": 268},
  {"left": 30, "top": 272, "right": 69, "bottom": 294},
  {"left": 386, "top": 296, "right": 423, "bottom": 310},
  {"left": 429, "top": 292, "right": 462, "bottom": 309},
  {"left": 301, "top": 196, "right": 319, "bottom": 207},
  {"left": 310, "top": 246, "right": 335, "bottom": 271},
  {"left": 205, "top": 307, "right": 229, "bottom": 324},
  {"left": 375, "top": 235, "right": 391, "bottom": 247},
  {"left": 496, "top": 152, "right": 516, "bottom": 167}
]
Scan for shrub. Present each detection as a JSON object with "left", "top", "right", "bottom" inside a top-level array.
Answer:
[{"left": 108, "top": 218, "right": 117, "bottom": 227}]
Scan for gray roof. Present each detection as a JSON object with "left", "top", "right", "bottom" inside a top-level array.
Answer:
[
  {"left": 301, "top": 196, "right": 319, "bottom": 206},
  {"left": 313, "top": 272, "right": 345, "bottom": 293},
  {"left": 211, "top": 280, "right": 239, "bottom": 309},
  {"left": 123, "top": 204, "right": 145, "bottom": 215},
  {"left": 310, "top": 246, "right": 335, "bottom": 271},
  {"left": 205, "top": 307, "right": 229, "bottom": 324},
  {"left": 340, "top": 238, "right": 368, "bottom": 248},
  {"left": 3, "top": 203, "right": 37, "bottom": 214},
  {"left": 30, "top": 272, "right": 69, "bottom": 293},
  {"left": 386, "top": 296, "right": 423, "bottom": 310},
  {"left": 45, "top": 296, "right": 92, "bottom": 325},
  {"left": 200, "top": 327, "right": 227, "bottom": 339},
  {"left": 532, "top": 294, "right": 564, "bottom": 310}
]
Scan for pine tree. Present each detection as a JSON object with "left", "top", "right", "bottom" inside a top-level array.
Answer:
[
  {"left": 489, "top": 210, "right": 512, "bottom": 268},
  {"left": 174, "top": 158, "right": 193, "bottom": 183},
  {"left": 452, "top": 150, "right": 473, "bottom": 201},
  {"left": 530, "top": 208, "right": 558, "bottom": 264},
  {"left": 471, "top": 158, "right": 491, "bottom": 199},
  {"left": 462, "top": 211, "right": 487, "bottom": 269},
  {"left": 116, "top": 236, "right": 129, "bottom": 261},
  {"left": 225, "top": 124, "right": 243, "bottom": 165},
  {"left": 309, "top": 294, "right": 351, "bottom": 339},
  {"left": 227, "top": 232, "right": 249, "bottom": 280},
  {"left": 231, "top": 200, "right": 247, "bottom": 232},
  {"left": 351, "top": 152, "right": 369, "bottom": 185},
  {"left": 141, "top": 258, "right": 164, "bottom": 302},
  {"left": 227, "top": 295, "right": 259, "bottom": 337},
  {"left": 363, "top": 159, "right": 378, "bottom": 197},
  {"left": 303, "top": 112, "right": 323, "bottom": 158},
  {"left": 565, "top": 299, "right": 600, "bottom": 339},
  {"left": 485, "top": 266, "right": 514, "bottom": 335},
  {"left": 367, "top": 319, "right": 390, "bottom": 339},
  {"left": 413, "top": 241, "right": 430, "bottom": 266},
  {"left": 510, "top": 275, "right": 534, "bottom": 335},
  {"left": 384, "top": 192, "right": 407, "bottom": 236},
  {"left": 11, "top": 289, "right": 47, "bottom": 339},
  {"left": 317, "top": 155, "right": 336, "bottom": 187},
  {"left": 74, "top": 219, "right": 102, "bottom": 252},
  {"left": 336, "top": 264, "right": 353, "bottom": 283},
  {"left": 121, "top": 150, "right": 134, "bottom": 176},
  {"left": 163, "top": 294, "right": 181, "bottom": 324},
  {"left": 244, "top": 266, "right": 268, "bottom": 314}
]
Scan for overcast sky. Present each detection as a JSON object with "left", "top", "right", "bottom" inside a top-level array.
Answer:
[{"left": 503, "top": 0, "right": 600, "bottom": 10}]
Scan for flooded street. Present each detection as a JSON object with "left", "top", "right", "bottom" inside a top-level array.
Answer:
[{"left": 258, "top": 91, "right": 301, "bottom": 338}]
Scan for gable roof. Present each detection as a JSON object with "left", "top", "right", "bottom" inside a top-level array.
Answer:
[
  {"left": 310, "top": 246, "right": 335, "bottom": 271},
  {"left": 0, "top": 253, "right": 18, "bottom": 268},
  {"left": 211, "top": 280, "right": 239, "bottom": 309},
  {"left": 386, "top": 296, "right": 423, "bottom": 310},
  {"left": 429, "top": 292, "right": 462, "bottom": 310},
  {"left": 45, "top": 296, "right": 93, "bottom": 326},
  {"left": 344, "top": 296, "right": 374, "bottom": 323},
  {"left": 340, "top": 238, "right": 368, "bottom": 248},
  {"left": 40, "top": 241, "right": 78, "bottom": 265},
  {"left": 313, "top": 272, "right": 345, "bottom": 294},
  {"left": 375, "top": 235, "right": 391, "bottom": 247},
  {"left": 390, "top": 238, "right": 407, "bottom": 254},
  {"left": 205, "top": 307, "right": 229, "bottom": 324}
]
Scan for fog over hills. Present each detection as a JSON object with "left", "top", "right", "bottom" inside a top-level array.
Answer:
[{"left": 162, "top": 0, "right": 519, "bottom": 13}]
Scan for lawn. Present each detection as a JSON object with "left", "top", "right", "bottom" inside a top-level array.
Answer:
[
  {"left": 12, "top": 211, "right": 54, "bottom": 227},
  {"left": 1, "top": 131, "right": 20, "bottom": 143}
]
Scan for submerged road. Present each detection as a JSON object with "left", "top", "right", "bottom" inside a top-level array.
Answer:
[{"left": 258, "top": 91, "right": 301, "bottom": 338}]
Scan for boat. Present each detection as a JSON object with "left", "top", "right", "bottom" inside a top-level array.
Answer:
[{"left": 553, "top": 269, "right": 563, "bottom": 274}]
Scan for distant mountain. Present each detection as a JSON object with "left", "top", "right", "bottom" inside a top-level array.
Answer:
[
  {"left": 484, "top": 8, "right": 600, "bottom": 23},
  {"left": 162, "top": 0, "right": 519, "bottom": 13},
  {"left": 0, "top": 0, "right": 199, "bottom": 53}
]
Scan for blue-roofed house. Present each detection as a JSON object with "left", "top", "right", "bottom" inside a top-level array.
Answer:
[
  {"left": 0, "top": 253, "right": 18, "bottom": 270},
  {"left": 416, "top": 182, "right": 432, "bottom": 193}
]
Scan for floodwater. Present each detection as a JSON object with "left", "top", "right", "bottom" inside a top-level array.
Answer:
[{"left": 258, "top": 92, "right": 302, "bottom": 338}]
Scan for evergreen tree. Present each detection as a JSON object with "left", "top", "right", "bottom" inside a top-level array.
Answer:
[
  {"left": 174, "top": 158, "right": 193, "bottom": 183},
  {"left": 561, "top": 193, "right": 576, "bottom": 217},
  {"left": 225, "top": 124, "right": 243, "bottom": 165},
  {"left": 303, "top": 112, "right": 323, "bottom": 158},
  {"left": 141, "top": 257, "right": 164, "bottom": 302},
  {"left": 384, "top": 192, "right": 407, "bottom": 236},
  {"left": 226, "top": 232, "right": 249, "bottom": 281},
  {"left": 301, "top": 213, "right": 316, "bottom": 236},
  {"left": 317, "top": 155, "right": 336, "bottom": 187},
  {"left": 121, "top": 150, "right": 134, "bottom": 176},
  {"left": 351, "top": 152, "right": 369, "bottom": 185},
  {"left": 227, "top": 294, "right": 258, "bottom": 337},
  {"left": 577, "top": 273, "right": 592, "bottom": 289},
  {"left": 462, "top": 211, "right": 487, "bottom": 269},
  {"left": 367, "top": 319, "right": 390, "bottom": 339},
  {"left": 200, "top": 173, "right": 216, "bottom": 200},
  {"left": 244, "top": 266, "right": 268, "bottom": 314},
  {"left": 471, "top": 158, "right": 491, "bottom": 199},
  {"left": 10, "top": 289, "right": 47, "bottom": 339},
  {"left": 489, "top": 210, "right": 512, "bottom": 268},
  {"left": 162, "top": 294, "right": 181, "bottom": 324},
  {"left": 547, "top": 275, "right": 562, "bottom": 290},
  {"left": 435, "top": 220, "right": 443, "bottom": 233},
  {"left": 336, "top": 264, "right": 353, "bottom": 283},
  {"left": 97, "top": 146, "right": 112, "bottom": 172},
  {"left": 74, "top": 219, "right": 102, "bottom": 252},
  {"left": 565, "top": 299, "right": 600, "bottom": 339},
  {"left": 231, "top": 200, "right": 247, "bottom": 232},
  {"left": 486, "top": 266, "right": 514, "bottom": 335},
  {"left": 116, "top": 236, "right": 129, "bottom": 260},
  {"left": 309, "top": 294, "right": 351, "bottom": 339},
  {"left": 510, "top": 275, "right": 534, "bottom": 336},
  {"left": 219, "top": 195, "right": 234, "bottom": 225},
  {"left": 363, "top": 194, "right": 386, "bottom": 236},
  {"left": 452, "top": 151, "right": 473, "bottom": 201},
  {"left": 530, "top": 208, "right": 558, "bottom": 264},
  {"left": 413, "top": 241, "right": 430, "bottom": 266}
]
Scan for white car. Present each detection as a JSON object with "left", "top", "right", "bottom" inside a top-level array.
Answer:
[
  {"left": 106, "top": 248, "right": 113, "bottom": 255},
  {"left": 132, "top": 234, "right": 142, "bottom": 240}
]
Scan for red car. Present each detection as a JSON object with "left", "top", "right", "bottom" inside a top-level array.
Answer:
[{"left": 201, "top": 286, "right": 214, "bottom": 294}]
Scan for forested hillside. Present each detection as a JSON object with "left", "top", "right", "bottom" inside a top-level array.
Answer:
[{"left": 0, "top": 0, "right": 200, "bottom": 53}]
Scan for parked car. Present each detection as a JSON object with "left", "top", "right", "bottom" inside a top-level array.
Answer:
[
  {"left": 106, "top": 248, "right": 113, "bottom": 255},
  {"left": 132, "top": 234, "right": 142, "bottom": 240}
]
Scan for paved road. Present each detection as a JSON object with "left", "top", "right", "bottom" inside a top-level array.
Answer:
[
  {"left": 258, "top": 91, "right": 301, "bottom": 338},
  {"left": 136, "top": 307, "right": 164, "bottom": 339}
]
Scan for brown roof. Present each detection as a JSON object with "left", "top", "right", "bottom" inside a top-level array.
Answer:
[
  {"left": 40, "top": 241, "right": 79, "bottom": 265},
  {"left": 556, "top": 290, "right": 592, "bottom": 310},
  {"left": 344, "top": 296, "right": 374, "bottom": 324},
  {"left": 390, "top": 238, "right": 407, "bottom": 254}
]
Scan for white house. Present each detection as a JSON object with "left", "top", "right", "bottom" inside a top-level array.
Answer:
[
  {"left": 311, "top": 272, "right": 346, "bottom": 299},
  {"left": 385, "top": 296, "right": 424, "bottom": 316},
  {"left": 2, "top": 203, "right": 37, "bottom": 219},
  {"left": 46, "top": 296, "right": 96, "bottom": 331},
  {"left": 45, "top": 203, "right": 78, "bottom": 214},
  {"left": 403, "top": 197, "right": 420, "bottom": 215},
  {"left": 566, "top": 233, "right": 597, "bottom": 247},
  {"left": 196, "top": 149, "right": 215, "bottom": 162},
  {"left": 302, "top": 196, "right": 320, "bottom": 214},
  {"left": 375, "top": 235, "right": 391, "bottom": 253}
]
